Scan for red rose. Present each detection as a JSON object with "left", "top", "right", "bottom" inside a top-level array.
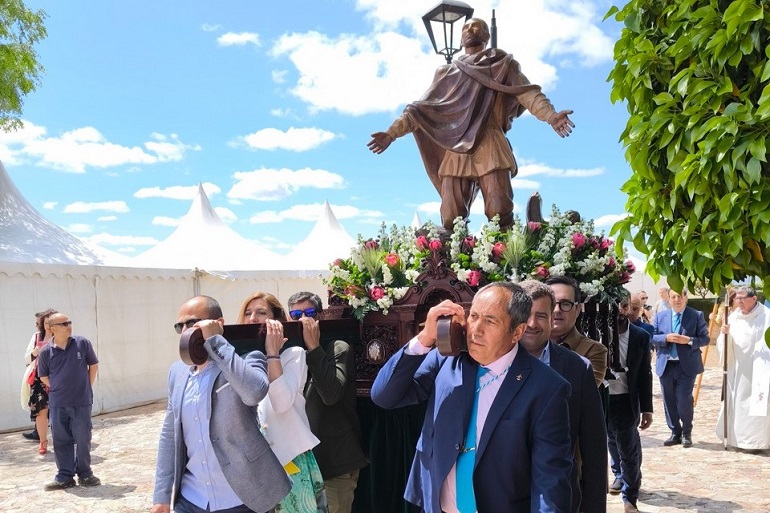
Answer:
[
  {"left": 429, "top": 239, "right": 442, "bottom": 251},
  {"left": 415, "top": 236, "right": 429, "bottom": 250},
  {"left": 536, "top": 266, "right": 550, "bottom": 279},
  {"left": 467, "top": 270, "right": 481, "bottom": 287},
  {"left": 463, "top": 236, "right": 476, "bottom": 249},
  {"left": 385, "top": 253, "right": 400, "bottom": 267},
  {"left": 572, "top": 232, "right": 587, "bottom": 248},
  {"left": 369, "top": 286, "right": 385, "bottom": 300},
  {"left": 492, "top": 242, "right": 506, "bottom": 258}
]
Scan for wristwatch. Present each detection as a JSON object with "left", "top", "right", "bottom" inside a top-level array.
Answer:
[{"left": 688, "top": 337, "right": 694, "bottom": 346}]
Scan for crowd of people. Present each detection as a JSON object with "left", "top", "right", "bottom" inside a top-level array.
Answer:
[{"left": 19, "top": 280, "right": 769, "bottom": 512}]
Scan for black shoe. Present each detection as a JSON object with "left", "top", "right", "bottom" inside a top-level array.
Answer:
[
  {"left": 22, "top": 429, "right": 40, "bottom": 441},
  {"left": 44, "top": 478, "right": 76, "bottom": 491},
  {"left": 78, "top": 475, "right": 101, "bottom": 487},
  {"left": 664, "top": 434, "right": 682, "bottom": 446},
  {"left": 609, "top": 477, "right": 623, "bottom": 495},
  {"left": 683, "top": 434, "right": 693, "bottom": 448}
]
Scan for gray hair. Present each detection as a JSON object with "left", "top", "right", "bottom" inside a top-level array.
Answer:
[
  {"left": 477, "top": 281, "right": 531, "bottom": 332},
  {"left": 735, "top": 286, "right": 756, "bottom": 298},
  {"left": 518, "top": 280, "right": 555, "bottom": 310}
]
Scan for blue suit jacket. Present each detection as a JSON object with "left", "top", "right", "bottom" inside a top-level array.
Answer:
[
  {"left": 651, "top": 306, "right": 709, "bottom": 377},
  {"left": 548, "top": 343, "right": 607, "bottom": 513},
  {"left": 371, "top": 346, "right": 573, "bottom": 513}
]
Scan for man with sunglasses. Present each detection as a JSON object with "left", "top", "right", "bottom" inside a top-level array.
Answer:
[
  {"left": 36, "top": 313, "right": 100, "bottom": 491},
  {"left": 545, "top": 276, "right": 608, "bottom": 388},
  {"left": 153, "top": 295, "right": 290, "bottom": 513},
  {"left": 288, "top": 292, "right": 367, "bottom": 513}
]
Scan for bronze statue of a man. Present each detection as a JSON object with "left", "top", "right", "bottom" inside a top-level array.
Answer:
[{"left": 367, "top": 18, "right": 574, "bottom": 230}]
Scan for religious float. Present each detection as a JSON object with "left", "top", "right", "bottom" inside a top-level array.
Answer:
[{"left": 322, "top": 194, "right": 634, "bottom": 512}]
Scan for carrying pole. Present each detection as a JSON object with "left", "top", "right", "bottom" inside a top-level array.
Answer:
[
  {"left": 693, "top": 300, "right": 718, "bottom": 407},
  {"left": 721, "top": 294, "right": 732, "bottom": 450}
]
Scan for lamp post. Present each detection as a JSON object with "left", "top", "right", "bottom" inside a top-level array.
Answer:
[{"left": 422, "top": 1, "right": 475, "bottom": 64}]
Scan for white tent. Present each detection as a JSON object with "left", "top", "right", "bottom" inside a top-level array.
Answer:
[
  {"left": 0, "top": 160, "right": 101, "bottom": 265},
  {"left": 0, "top": 164, "right": 326, "bottom": 431},
  {"left": 283, "top": 200, "right": 356, "bottom": 270},
  {"left": 133, "top": 183, "right": 285, "bottom": 271}
]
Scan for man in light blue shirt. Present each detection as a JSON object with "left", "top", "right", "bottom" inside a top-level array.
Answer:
[{"left": 152, "top": 296, "right": 290, "bottom": 513}]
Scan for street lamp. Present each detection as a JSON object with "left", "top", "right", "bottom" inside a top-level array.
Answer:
[{"left": 422, "top": 1, "right": 475, "bottom": 64}]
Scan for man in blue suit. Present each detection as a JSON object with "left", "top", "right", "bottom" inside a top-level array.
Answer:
[
  {"left": 518, "top": 280, "right": 607, "bottom": 513},
  {"left": 652, "top": 289, "right": 709, "bottom": 448},
  {"left": 371, "top": 282, "right": 573, "bottom": 513}
]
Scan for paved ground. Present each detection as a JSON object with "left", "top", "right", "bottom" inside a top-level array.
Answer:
[{"left": 1, "top": 345, "right": 768, "bottom": 512}]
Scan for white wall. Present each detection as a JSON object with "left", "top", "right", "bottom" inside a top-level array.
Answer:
[{"left": 1, "top": 263, "right": 326, "bottom": 431}]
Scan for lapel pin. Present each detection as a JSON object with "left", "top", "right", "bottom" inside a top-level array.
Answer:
[{"left": 516, "top": 374, "right": 522, "bottom": 381}]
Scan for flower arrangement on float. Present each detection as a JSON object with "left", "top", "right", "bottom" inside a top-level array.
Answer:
[{"left": 324, "top": 206, "right": 635, "bottom": 320}]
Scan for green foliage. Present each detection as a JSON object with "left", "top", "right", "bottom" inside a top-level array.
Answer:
[
  {"left": 0, "top": 0, "right": 46, "bottom": 132},
  {"left": 607, "top": 0, "right": 770, "bottom": 300}
]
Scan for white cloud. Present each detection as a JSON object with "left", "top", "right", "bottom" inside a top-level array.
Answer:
[
  {"left": 228, "top": 167, "right": 346, "bottom": 201},
  {"left": 217, "top": 32, "right": 261, "bottom": 47},
  {"left": 249, "top": 203, "right": 383, "bottom": 223},
  {"left": 0, "top": 121, "right": 198, "bottom": 173},
  {"left": 272, "top": 70, "right": 288, "bottom": 84},
  {"left": 236, "top": 127, "right": 338, "bottom": 152},
  {"left": 63, "top": 201, "right": 129, "bottom": 214},
  {"left": 43, "top": 201, "right": 57, "bottom": 210},
  {"left": 594, "top": 212, "right": 629, "bottom": 228},
  {"left": 82, "top": 233, "right": 160, "bottom": 247},
  {"left": 417, "top": 201, "right": 440, "bottom": 215},
  {"left": 134, "top": 182, "right": 221, "bottom": 200},
  {"left": 97, "top": 215, "right": 117, "bottom": 222},
  {"left": 269, "top": 1, "right": 614, "bottom": 115},
  {"left": 66, "top": 223, "right": 92, "bottom": 234},
  {"left": 215, "top": 207, "right": 237, "bottom": 223},
  {"left": 201, "top": 23, "right": 222, "bottom": 32},
  {"left": 517, "top": 161, "right": 604, "bottom": 179},
  {"left": 512, "top": 178, "right": 541, "bottom": 189},
  {"left": 152, "top": 216, "right": 181, "bottom": 227}
]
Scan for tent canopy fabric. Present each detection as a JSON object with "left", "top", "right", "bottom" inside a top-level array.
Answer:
[
  {"left": 284, "top": 200, "right": 356, "bottom": 270},
  {"left": 0, "top": 160, "right": 101, "bottom": 265},
  {"left": 132, "top": 183, "right": 284, "bottom": 271}
]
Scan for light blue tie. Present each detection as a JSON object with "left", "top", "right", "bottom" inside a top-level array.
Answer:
[
  {"left": 457, "top": 365, "right": 489, "bottom": 513},
  {"left": 671, "top": 312, "right": 681, "bottom": 359}
]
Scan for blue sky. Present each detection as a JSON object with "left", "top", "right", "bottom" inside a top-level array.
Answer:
[{"left": 2, "top": 0, "right": 634, "bottom": 259}]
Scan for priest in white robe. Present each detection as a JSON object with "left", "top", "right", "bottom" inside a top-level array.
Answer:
[{"left": 716, "top": 286, "right": 770, "bottom": 451}]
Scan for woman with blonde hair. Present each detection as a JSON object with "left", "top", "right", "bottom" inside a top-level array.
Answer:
[{"left": 237, "top": 292, "right": 328, "bottom": 513}]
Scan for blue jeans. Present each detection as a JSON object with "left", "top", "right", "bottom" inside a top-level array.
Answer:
[
  {"left": 174, "top": 494, "right": 270, "bottom": 513},
  {"left": 607, "top": 394, "right": 642, "bottom": 505},
  {"left": 659, "top": 361, "right": 695, "bottom": 436},
  {"left": 49, "top": 404, "right": 93, "bottom": 481}
]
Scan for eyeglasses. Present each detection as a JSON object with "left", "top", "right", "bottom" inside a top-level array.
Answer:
[
  {"left": 174, "top": 318, "right": 201, "bottom": 334},
  {"left": 640, "top": 297, "right": 648, "bottom": 301},
  {"left": 289, "top": 308, "right": 318, "bottom": 320},
  {"left": 734, "top": 296, "right": 752, "bottom": 301},
  {"left": 555, "top": 300, "right": 579, "bottom": 312},
  {"left": 50, "top": 321, "right": 72, "bottom": 327}
]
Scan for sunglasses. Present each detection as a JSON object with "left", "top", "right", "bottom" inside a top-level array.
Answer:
[
  {"left": 50, "top": 321, "right": 73, "bottom": 327},
  {"left": 288, "top": 308, "right": 318, "bottom": 320},
  {"left": 174, "top": 318, "right": 201, "bottom": 334}
]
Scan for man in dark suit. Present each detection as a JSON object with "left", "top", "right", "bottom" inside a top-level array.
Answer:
[
  {"left": 519, "top": 280, "right": 607, "bottom": 513},
  {"left": 607, "top": 294, "right": 653, "bottom": 513},
  {"left": 652, "top": 289, "right": 709, "bottom": 448},
  {"left": 371, "top": 282, "right": 573, "bottom": 513}
]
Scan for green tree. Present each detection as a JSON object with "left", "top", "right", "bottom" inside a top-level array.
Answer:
[
  {"left": 607, "top": 0, "right": 770, "bottom": 299},
  {"left": 0, "top": 0, "right": 46, "bottom": 132}
]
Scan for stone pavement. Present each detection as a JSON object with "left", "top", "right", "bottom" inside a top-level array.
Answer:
[{"left": 1, "top": 346, "right": 768, "bottom": 512}]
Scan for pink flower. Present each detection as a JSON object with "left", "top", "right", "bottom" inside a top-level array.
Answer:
[
  {"left": 572, "top": 232, "right": 587, "bottom": 248},
  {"left": 607, "top": 257, "right": 616, "bottom": 268},
  {"left": 364, "top": 239, "right": 379, "bottom": 250},
  {"left": 600, "top": 238, "right": 611, "bottom": 250},
  {"left": 536, "top": 266, "right": 550, "bottom": 279},
  {"left": 528, "top": 221, "right": 541, "bottom": 232},
  {"left": 415, "top": 236, "right": 429, "bottom": 251},
  {"left": 618, "top": 271, "right": 631, "bottom": 284},
  {"left": 429, "top": 239, "right": 442, "bottom": 251},
  {"left": 625, "top": 260, "right": 636, "bottom": 273},
  {"left": 492, "top": 242, "right": 506, "bottom": 258},
  {"left": 463, "top": 236, "right": 476, "bottom": 249},
  {"left": 385, "top": 253, "right": 400, "bottom": 267},
  {"left": 369, "top": 286, "right": 385, "bottom": 301},
  {"left": 345, "top": 285, "right": 365, "bottom": 297},
  {"left": 333, "top": 258, "right": 345, "bottom": 268},
  {"left": 467, "top": 270, "right": 482, "bottom": 287}
]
